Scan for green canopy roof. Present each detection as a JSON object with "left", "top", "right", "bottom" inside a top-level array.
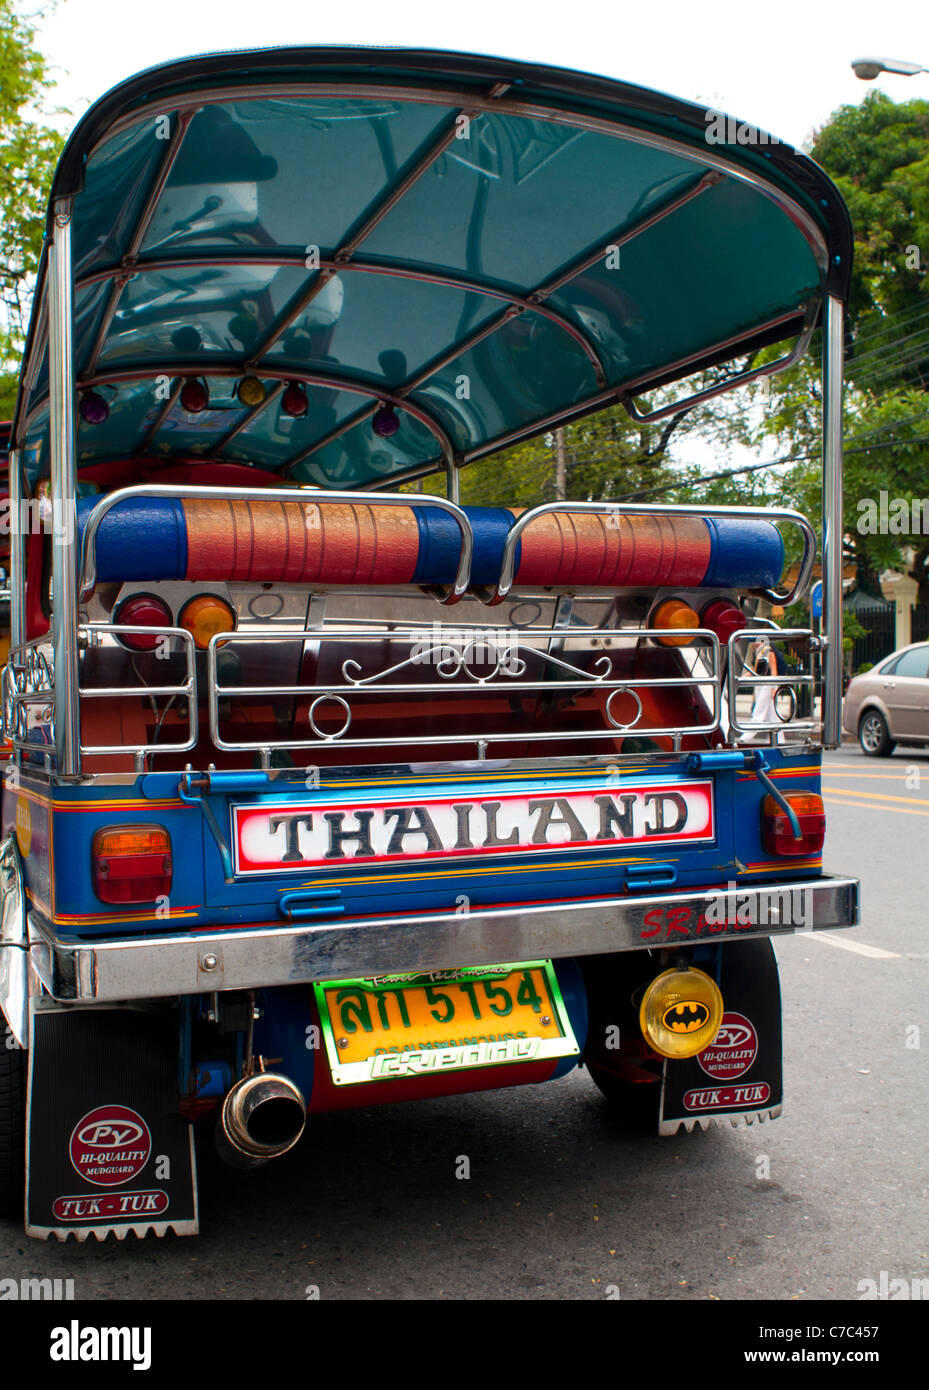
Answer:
[{"left": 13, "top": 46, "right": 852, "bottom": 490}]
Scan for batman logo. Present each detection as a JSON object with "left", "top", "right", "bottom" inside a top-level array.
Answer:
[{"left": 662, "top": 1000, "right": 710, "bottom": 1033}]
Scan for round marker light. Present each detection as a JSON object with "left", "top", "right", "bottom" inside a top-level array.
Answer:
[
  {"left": 180, "top": 379, "right": 209, "bottom": 413},
  {"left": 114, "top": 594, "right": 173, "bottom": 652},
  {"left": 237, "top": 375, "right": 267, "bottom": 407},
  {"left": 700, "top": 598, "right": 746, "bottom": 646},
  {"left": 179, "top": 594, "right": 236, "bottom": 650},
  {"left": 79, "top": 391, "right": 109, "bottom": 425},
  {"left": 281, "top": 382, "right": 309, "bottom": 418},
  {"left": 639, "top": 966, "right": 724, "bottom": 1059},
  {"left": 171, "top": 326, "right": 203, "bottom": 354},
  {"left": 651, "top": 598, "right": 700, "bottom": 647},
  {"left": 372, "top": 404, "right": 400, "bottom": 438}
]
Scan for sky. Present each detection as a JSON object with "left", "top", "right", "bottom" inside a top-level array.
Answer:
[{"left": 34, "top": 0, "right": 929, "bottom": 148}]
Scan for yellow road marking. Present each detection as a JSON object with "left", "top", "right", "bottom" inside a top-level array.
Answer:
[
  {"left": 824, "top": 794, "right": 929, "bottom": 818},
  {"left": 823, "top": 788, "right": 929, "bottom": 807},
  {"left": 823, "top": 770, "right": 924, "bottom": 782}
]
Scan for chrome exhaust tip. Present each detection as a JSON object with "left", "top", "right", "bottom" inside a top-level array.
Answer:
[{"left": 215, "top": 1072, "right": 307, "bottom": 1169}]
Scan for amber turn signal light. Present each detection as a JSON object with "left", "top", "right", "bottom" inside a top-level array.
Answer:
[
  {"left": 178, "top": 594, "right": 236, "bottom": 650},
  {"left": 651, "top": 597, "right": 700, "bottom": 647}
]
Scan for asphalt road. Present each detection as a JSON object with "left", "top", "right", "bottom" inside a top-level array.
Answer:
[{"left": 2, "top": 745, "right": 926, "bottom": 1301}]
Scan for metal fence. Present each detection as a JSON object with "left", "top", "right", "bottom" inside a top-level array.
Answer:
[
  {"left": 912, "top": 603, "right": 929, "bottom": 644},
  {"left": 849, "top": 603, "right": 896, "bottom": 671}
]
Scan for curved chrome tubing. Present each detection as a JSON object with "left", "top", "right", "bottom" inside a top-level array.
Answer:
[{"left": 485, "top": 501, "right": 817, "bottom": 608}]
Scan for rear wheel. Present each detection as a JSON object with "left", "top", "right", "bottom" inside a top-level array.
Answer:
[
  {"left": 0, "top": 1041, "right": 26, "bottom": 1220},
  {"left": 586, "top": 1060, "right": 663, "bottom": 1134},
  {"left": 859, "top": 708, "right": 895, "bottom": 757}
]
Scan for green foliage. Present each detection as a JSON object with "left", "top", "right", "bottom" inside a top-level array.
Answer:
[
  {"left": 708, "top": 95, "right": 929, "bottom": 599},
  {"left": 809, "top": 91, "right": 929, "bottom": 390},
  {"left": 774, "top": 600, "right": 809, "bottom": 631},
  {"left": 840, "top": 608, "right": 868, "bottom": 654},
  {"left": 0, "top": 0, "right": 64, "bottom": 418},
  {"left": 431, "top": 368, "right": 758, "bottom": 510}
]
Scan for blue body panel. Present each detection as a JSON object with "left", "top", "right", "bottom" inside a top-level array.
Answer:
[{"left": 2, "top": 749, "right": 823, "bottom": 938}]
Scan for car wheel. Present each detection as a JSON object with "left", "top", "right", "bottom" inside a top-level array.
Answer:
[
  {"left": 858, "top": 708, "right": 896, "bottom": 757},
  {"left": 0, "top": 1042, "right": 26, "bottom": 1220}
]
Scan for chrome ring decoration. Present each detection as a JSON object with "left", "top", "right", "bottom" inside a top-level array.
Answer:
[
  {"left": 308, "top": 693, "right": 352, "bottom": 740},
  {"left": 605, "top": 685, "right": 644, "bottom": 730},
  {"left": 247, "top": 591, "right": 285, "bottom": 619},
  {"left": 773, "top": 684, "right": 798, "bottom": 723}
]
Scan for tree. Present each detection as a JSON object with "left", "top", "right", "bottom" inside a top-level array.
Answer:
[
  {"left": 760, "top": 95, "right": 929, "bottom": 600},
  {"left": 695, "top": 94, "right": 929, "bottom": 602},
  {"left": 445, "top": 360, "right": 759, "bottom": 511},
  {"left": 809, "top": 91, "right": 929, "bottom": 393},
  {"left": 0, "top": 0, "right": 64, "bottom": 420}
]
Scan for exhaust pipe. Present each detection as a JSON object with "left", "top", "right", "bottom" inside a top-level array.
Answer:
[{"left": 215, "top": 1072, "right": 307, "bottom": 1169}]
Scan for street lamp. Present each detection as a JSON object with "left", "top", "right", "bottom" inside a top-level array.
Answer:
[{"left": 851, "top": 56, "right": 927, "bottom": 80}]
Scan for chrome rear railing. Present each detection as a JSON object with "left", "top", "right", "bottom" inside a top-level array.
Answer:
[
  {"left": 207, "top": 622, "right": 724, "bottom": 758},
  {"left": 1, "top": 616, "right": 821, "bottom": 769}
]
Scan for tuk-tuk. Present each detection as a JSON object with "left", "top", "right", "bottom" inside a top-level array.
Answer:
[{"left": 0, "top": 47, "right": 858, "bottom": 1240}]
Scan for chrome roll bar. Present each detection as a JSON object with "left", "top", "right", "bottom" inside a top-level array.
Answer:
[
  {"left": 48, "top": 201, "right": 80, "bottom": 777},
  {"left": 821, "top": 295, "right": 845, "bottom": 749},
  {"left": 622, "top": 301, "right": 820, "bottom": 424}
]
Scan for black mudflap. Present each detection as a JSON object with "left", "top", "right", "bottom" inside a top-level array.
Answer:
[
  {"left": 660, "top": 938, "right": 783, "bottom": 1135},
  {"left": 26, "top": 1007, "right": 198, "bottom": 1240}
]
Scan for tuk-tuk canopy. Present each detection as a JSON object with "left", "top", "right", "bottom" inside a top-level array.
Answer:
[{"left": 13, "top": 47, "right": 852, "bottom": 491}]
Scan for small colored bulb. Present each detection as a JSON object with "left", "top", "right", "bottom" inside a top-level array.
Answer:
[
  {"left": 237, "top": 375, "right": 266, "bottom": 407},
  {"left": 79, "top": 391, "right": 109, "bottom": 424},
  {"left": 281, "top": 382, "right": 309, "bottom": 418},
  {"left": 372, "top": 404, "right": 399, "bottom": 438},
  {"left": 180, "top": 379, "right": 209, "bottom": 413}
]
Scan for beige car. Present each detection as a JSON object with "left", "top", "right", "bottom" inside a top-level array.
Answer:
[{"left": 843, "top": 642, "right": 929, "bottom": 755}]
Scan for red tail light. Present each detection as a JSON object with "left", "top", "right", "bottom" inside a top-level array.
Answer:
[
  {"left": 114, "top": 594, "right": 172, "bottom": 651},
  {"left": 762, "top": 793, "right": 825, "bottom": 857},
  {"left": 92, "top": 825, "right": 172, "bottom": 904},
  {"left": 699, "top": 599, "right": 746, "bottom": 645}
]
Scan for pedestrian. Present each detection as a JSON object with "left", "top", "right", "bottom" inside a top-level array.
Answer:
[{"left": 749, "top": 638, "right": 782, "bottom": 726}]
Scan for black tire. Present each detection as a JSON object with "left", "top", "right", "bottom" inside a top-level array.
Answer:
[
  {"left": 858, "top": 708, "right": 896, "bottom": 757},
  {"left": 586, "top": 1060, "right": 663, "bottom": 1134},
  {"left": 0, "top": 1041, "right": 26, "bottom": 1220}
]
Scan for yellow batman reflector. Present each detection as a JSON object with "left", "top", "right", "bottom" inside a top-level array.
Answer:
[{"left": 640, "top": 968, "right": 723, "bottom": 1058}]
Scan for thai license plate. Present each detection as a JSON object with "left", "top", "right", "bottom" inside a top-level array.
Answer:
[{"left": 314, "top": 960, "right": 580, "bottom": 1085}]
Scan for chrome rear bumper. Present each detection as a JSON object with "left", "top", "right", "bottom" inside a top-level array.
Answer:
[{"left": 26, "top": 875, "right": 859, "bottom": 1003}]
